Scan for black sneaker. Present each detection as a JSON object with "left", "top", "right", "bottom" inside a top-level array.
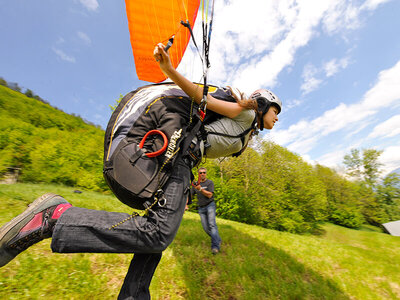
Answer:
[
  {"left": 212, "top": 248, "right": 219, "bottom": 255},
  {"left": 0, "top": 193, "right": 71, "bottom": 267}
]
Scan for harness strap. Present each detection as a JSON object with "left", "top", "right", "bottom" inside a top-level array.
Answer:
[
  {"left": 205, "top": 116, "right": 258, "bottom": 158},
  {"left": 181, "top": 114, "right": 203, "bottom": 157},
  {"left": 206, "top": 116, "right": 257, "bottom": 139}
]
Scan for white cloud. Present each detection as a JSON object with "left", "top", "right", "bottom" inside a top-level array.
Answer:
[
  {"left": 361, "top": 0, "right": 393, "bottom": 11},
  {"left": 368, "top": 115, "right": 400, "bottom": 139},
  {"left": 78, "top": 0, "right": 98, "bottom": 11},
  {"left": 322, "top": 1, "right": 362, "bottom": 34},
  {"left": 77, "top": 31, "right": 91, "bottom": 45},
  {"left": 230, "top": 0, "right": 334, "bottom": 92},
  {"left": 316, "top": 149, "right": 347, "bottom": 168},
  {"left": 324, "top": 57, "right": 350, "bottom": 77},
  {"left": 380, "top": 145, "right": 400, "bottom": 176},
  {"left": 52, "top": 47, "right": 76, "bottom": 63},
  {"left": 301, "top": 77, "right": 323, "bottom": 95},
  {"left": 301, "top": 154, "right": 314, "bottom": 165},
  {"left": 286, "top": 98, "right": 304, "bottom": 110},
  {"left": 175, "top": 0, "right": 396, "bottom": 172},
  {"left": 361, "top": 61, "right": 400, "bottom": 110},
  {"left": 301, "top": 64, "right": 322, "bottom": 94},
  {"left": 179, "top": 0, "right": 381, "bottom": 96},
  {"left": 180, "top": 0, "right": 339, "bottom": 91},
  {"left": 299, "top": 57, "right": 350, "bottom": 95},
  {"left": 270, "top": 60, "right": 400, "bottom": 155}
]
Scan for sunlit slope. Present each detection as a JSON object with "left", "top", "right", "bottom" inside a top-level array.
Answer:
[
  {"left": 0, "top": 183, "right": 399, "bottom": 300},
  {"left": 0, "top": 85, "right": 105, "bottom": 190}
]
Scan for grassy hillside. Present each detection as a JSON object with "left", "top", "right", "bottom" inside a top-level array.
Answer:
[
  {"left": 3, "top": 83, "right": 399, "bottom": 235},
  {"left": 1, "top": 183, "right": 399, "bottom": 299},
  {"left": 0, "top": 85, "right": 106, "bottom": 191}
]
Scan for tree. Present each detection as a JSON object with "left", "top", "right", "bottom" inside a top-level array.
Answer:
[
  {"left": 314, "top": 164, "right": 363, "bottom": 228},
  {"left": 24, "top": 89, "right": 34, "bottom": 98},
  {"left": 343, "top": 148, "right": 383, "bottom": 188},
  {"left": 362, "top": 149, "right": 383, "bottom": 187},
  {"left": 343, "top": 149, "right": 362, "bottom": 180},
  {"left": 376, "top": 173, "right": 400, "bottom": 222},
  {"left": 0, "top": 77, "right": 7, "bottom": 87},
  {"left": 109, "top": 94, "right": 124, "bottom": 111}
]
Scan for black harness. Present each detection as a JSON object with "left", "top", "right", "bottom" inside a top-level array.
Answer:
[{"left": 103, "top": 83, "right": 253, "bottom": 209}]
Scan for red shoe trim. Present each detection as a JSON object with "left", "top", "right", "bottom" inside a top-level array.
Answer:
[
  {"left": 21, "top": 212, "right": 43, "bottom": 232},
  {"left": 51, "top": 203, "right": 72, "bottom": 219}
]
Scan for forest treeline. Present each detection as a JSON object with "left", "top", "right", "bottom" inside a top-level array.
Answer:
[
  {"left": 1, "top": 80, "right": 399, "bottom": 233},
  {"left": 192, "top": 142, "right": 400, "bottom": 233},
  {"left": 0, "top": 82, "right": 107, "bottom": 191}
]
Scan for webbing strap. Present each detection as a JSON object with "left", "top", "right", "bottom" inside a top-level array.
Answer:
[
  {"left": 206, "top": 116, "right": 257, "bottom": 139},
  {"left": 181, "top": 115, "right": 203, "bottom": 156}
]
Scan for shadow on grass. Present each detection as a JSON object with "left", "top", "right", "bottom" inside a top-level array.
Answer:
[
  {"left": 169, "top": 217, "right": 350, "bottom": 300},
  {"left": 0, "top": 184, "right": 349, "bottom": 299}
]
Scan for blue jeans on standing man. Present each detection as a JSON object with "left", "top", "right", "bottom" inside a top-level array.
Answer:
[{"left": 198, "top": 201, "right": 221, "bottom": 250}]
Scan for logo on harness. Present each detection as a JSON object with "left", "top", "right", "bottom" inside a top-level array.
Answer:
[{"left": 165, "top": 129, "right": 182, "bottom": 158}]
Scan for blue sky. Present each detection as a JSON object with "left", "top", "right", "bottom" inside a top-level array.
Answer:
[{"left": 1, "top": 0, "right": 399, "bottom": 175}]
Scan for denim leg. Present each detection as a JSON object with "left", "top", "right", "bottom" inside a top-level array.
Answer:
[
  {"left": 206, "top": 202, "right": 221, "bottom": 250},
  {"left": 51, "top": 158, "right": 191, "bottom": 254},
  {"left": 198, "top": 206, "right": 211, "bottom": 236},
  {"left": 198, "top": 202, "right": 221, "bottom": 250},
  {"left": 117, "top": 253, "right": 162, "bottom": 300}
]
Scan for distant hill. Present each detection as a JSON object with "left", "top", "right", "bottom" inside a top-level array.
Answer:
[
  {"left": 0, "top": 84, "right": 107, "bottom": 191},
  {"left": 390, "top": 167, "right": 400, "bottom": 175}
]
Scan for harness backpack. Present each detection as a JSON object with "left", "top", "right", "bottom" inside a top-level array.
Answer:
[{"left": 103, "top": 83, "right": 255, "bottom": 209}]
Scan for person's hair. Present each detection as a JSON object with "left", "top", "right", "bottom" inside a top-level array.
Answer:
[
  {"left": 227, "top": 86, "right": 263, "bottom": 130},
  {"left": 198, "top": 167, "right": 207, "bottom": 172},
  {"left": 227, "top": 86, "right": 258, "bottom": 111}
]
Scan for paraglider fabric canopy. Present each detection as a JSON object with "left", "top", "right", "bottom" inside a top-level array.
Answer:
[{"left": 125, "top": 0, "right": 200, "bottom": 83}]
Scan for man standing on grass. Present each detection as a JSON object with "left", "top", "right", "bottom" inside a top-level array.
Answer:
[{"left": 191, "top": 167, "right": 222, "bottom": 254}]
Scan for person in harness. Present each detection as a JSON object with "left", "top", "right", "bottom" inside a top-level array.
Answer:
[
  {"left": 0, "top": 44, "right": 282, "bottom": 299},
  {"left": 153, "top": 43, "right": 282, "bottom": 159}
]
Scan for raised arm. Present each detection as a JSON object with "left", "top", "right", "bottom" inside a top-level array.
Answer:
[{"left": 153, "top": 44, "right": 243, "bottom": 119}]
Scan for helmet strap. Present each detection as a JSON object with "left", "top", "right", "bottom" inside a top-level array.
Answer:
[
  {"left": 258, "top": 111, "right": 264, "bottom": 131},
  {"left": 256, "top": 101, "right": 271, "bottom": 131}
]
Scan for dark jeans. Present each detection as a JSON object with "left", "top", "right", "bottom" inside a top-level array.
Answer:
[
  {"left": 198, "top": 201, "right": 221, "bottom": 250},
  {"left": 51, "top": 158, "right": 191, "bottom": 299}
]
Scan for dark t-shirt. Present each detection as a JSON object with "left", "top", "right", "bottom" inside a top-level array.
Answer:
[{"left": 191, "top": 179, "right": 214, "bottom": 207}]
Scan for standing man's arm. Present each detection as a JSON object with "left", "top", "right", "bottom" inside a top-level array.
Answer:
[
  {"left": 198, "top": 188, "right": 213, "bottom": 199},
  {"left": 193, "top": 182, "right": 213, "bottom": 199}
]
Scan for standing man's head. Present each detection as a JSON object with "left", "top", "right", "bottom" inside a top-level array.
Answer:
[{"left": 198, "top": 168, "right": 207, "bottom": 182}]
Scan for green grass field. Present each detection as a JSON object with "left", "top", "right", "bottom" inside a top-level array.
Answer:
[{"left": 1, "top": 183, "right": 399, "bottom": 299}]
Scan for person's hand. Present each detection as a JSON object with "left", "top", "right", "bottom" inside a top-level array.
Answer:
[
  {"left": 194, "top": 183, "right": 201, "bottom": 191},
  {"left": 153, "top": 43, "right": 174, "bottom": 76}
]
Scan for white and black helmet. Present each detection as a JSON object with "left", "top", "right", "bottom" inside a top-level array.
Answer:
[
  {"left": 250, "top": 89, "right": 282, "bottom": 130},
  {"left": 250, "top": 89, "right": 282, "bottom": 114}
]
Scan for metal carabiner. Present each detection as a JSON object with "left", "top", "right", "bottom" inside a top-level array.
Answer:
[{"left": 156, "top": 189, "right": 167, "bottom": 207}]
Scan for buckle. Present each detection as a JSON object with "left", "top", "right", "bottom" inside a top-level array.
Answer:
[{"left": 156, "top": 189, "right": 167, "bottom": 207}]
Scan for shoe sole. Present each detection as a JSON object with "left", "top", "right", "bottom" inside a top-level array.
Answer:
[{"left": 0, "top": 193, "right": 68, "bottom": 267}]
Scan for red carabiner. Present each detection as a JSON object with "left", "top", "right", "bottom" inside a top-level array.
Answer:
[
  {"left": 198, "top": 109, "right": 206, "bottom": 121},
  {"left": 139, "top": 130, "right": 168, "bottom": 158}
]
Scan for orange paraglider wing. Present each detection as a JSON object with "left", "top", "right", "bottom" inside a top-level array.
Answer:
[{"left": 125, "top": 0, "right": 200, "bottom": 83}]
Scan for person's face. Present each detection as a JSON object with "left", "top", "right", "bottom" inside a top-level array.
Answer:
[
  {"left": 198, "top": 169, "right": 207, "bottom": 181},
  {"left": 263, "top": 106, "right": 279, "bottom": 130}
]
